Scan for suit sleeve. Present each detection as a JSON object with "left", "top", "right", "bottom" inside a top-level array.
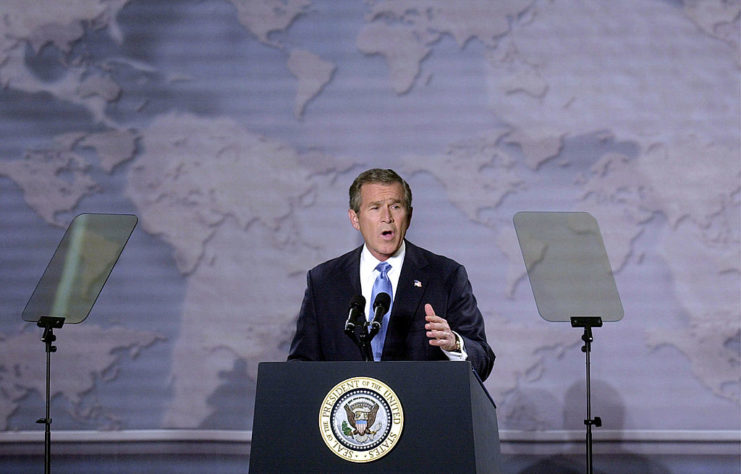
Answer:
[
  {"left": 445, "top": 264, "right": 495, "bottom": 381},
  {"left": 287, "top": 270, "right": 322, "bottom": 361}
]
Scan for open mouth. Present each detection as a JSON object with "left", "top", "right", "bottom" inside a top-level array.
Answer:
[{"left": 381, "top": 229, "right": 394, "bottom": 239}]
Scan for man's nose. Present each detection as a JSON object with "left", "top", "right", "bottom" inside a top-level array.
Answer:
[{"left": 381, "top": 206, "right": 393, "bottom": 222}]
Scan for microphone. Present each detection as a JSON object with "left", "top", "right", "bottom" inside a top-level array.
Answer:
[
  {"left": 345, "top": 295, "right": 366, "bottom": 333},
  {"left": 369, "top": 292, "right": 391, "bottom": 333}
]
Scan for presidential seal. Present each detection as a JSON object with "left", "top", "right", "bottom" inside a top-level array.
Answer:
[{"left": 318, "top": 376, "right": 404, "bottom": 463}]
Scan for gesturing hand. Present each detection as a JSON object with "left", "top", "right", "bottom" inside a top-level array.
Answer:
[{"left": 424, "top": 303, "right": 458, "bottom": 352}]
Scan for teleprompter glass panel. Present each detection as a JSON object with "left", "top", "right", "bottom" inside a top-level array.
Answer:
[
  {"left": 22, "top": 213, "right": 137, "bottom": 324},
  {"left": 513, "top": 211, "right": 623, "bottom": 323}
]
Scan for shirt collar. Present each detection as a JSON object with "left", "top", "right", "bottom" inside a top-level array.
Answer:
[{"left": 360, "top": 240, "right": 406, "bottom": 275}]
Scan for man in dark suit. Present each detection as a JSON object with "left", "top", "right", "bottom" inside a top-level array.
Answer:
[{"left": 288, "top": 168, "right": 495, "bottom": 381}]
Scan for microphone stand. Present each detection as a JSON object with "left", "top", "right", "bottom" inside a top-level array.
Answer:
[
  {"left": 345, "top": 294, "right": 390, "bottom": 362},
  {"left": 356, "top": 329, "right": 375, "bottom": 362},
  {"left": 361, "top": 297, "right": 389, "bottom": 361},
  {"left": 345, "top": 321, "right": 373, "bottom": 361}
]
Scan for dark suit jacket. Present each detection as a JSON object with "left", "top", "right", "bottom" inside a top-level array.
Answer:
[{"left": 287, "top": 240, "right": 495, "bottom": 380}]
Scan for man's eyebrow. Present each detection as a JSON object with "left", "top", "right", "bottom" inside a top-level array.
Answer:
[{"left": 367, "top": 198, "right": 402, "bottom": 206}]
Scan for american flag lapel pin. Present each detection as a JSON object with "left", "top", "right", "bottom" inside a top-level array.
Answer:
[{"left": 413, "top": 280, "right": 422, "bottom": 288}]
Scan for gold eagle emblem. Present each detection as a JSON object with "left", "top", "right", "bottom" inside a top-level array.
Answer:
[{"left": 344, "top": 401, "right": 379, "bottom": 435}]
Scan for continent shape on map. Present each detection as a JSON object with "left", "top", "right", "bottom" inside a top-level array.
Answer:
[
  {"left": 577, "top": 139, "right": 740, "bottom": 402},
  {"left": 287, "top": 49, "right": 336, "bottom": 119},
  {"left": 126, "top": 112, "right": 356, "bottom": 427},
  {"left": 229, "top": 0, "right": 336, "bottom": 117},
  {"left": 0, "top": 127, "right": 138, "bottom": 225},
  {"left": 0, "top": 139, "right": 98, "bottom": 225},
  {"left": 229, "top": 0, "right": 310, "bottom": 47},
  {"left": 484, "top": 0, "right": 738, "bottom": 148},
  {"left": 0, "top": 324, "right": 162, "bottom": 430},
  {"left": 0, "top": 0, "right": 129, "bottom": 125},
  {"left": 79, "top": 130, "right": 138, "bottom": 173},
  {"left": 357, "top": 0, "right": 534, "bottom": 94},
  {"left": 401, "top": 129, "right": 523, "bottom": 224}
]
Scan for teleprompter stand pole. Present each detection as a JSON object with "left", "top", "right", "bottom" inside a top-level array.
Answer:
[
  {"left": 36, "top": 316, "right": 65, "bottom": 474},
  {"left": 571, "top": 316, "right": 602, "bottom": 474}
]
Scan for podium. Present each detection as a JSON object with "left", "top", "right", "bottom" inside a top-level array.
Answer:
[{"left": 249, "top": 361, "right": 501, "bottom": 473}]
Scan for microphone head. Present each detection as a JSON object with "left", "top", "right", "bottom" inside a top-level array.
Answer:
[
  {"left": 349, "top": 294, "right": 366, "bottom": 310},
  {"left": 372, "top": 292, "right": 391, "bottom": 313}
]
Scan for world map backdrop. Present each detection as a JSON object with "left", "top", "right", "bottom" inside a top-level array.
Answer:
[{"left": 0, "top": 0, "right": 739, "bottom": 443}]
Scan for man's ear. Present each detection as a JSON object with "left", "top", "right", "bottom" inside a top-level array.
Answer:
[
  {"left": 408, "top": 206, "right": 413, "bottom": 224},
  {"left": 348, "top": 209, "right": 360, "bottom": 231}
]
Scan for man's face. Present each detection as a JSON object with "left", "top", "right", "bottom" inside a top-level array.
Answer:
[{"left": 348, "top": 182, "right": 412, "bottom": 261}]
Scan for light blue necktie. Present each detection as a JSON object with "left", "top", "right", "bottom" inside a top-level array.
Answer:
[{"left": 370, "top": 262, "right": 393, "bottom": 361}]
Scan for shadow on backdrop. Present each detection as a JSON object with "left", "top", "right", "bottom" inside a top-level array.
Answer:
[{"left": 517, "top": 379, "right": 671, "bottom": 473}]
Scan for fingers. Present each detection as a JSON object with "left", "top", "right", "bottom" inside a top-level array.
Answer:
[{"left": 424, "top": 304, "right": 456, "bottom": 351}]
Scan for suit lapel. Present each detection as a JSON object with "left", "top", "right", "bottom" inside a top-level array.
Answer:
[
  {"left": 338, "top": 246, "right": 363, "bottom": 300},
  {"left": 389, "top": 242, "right": 428, "bottom": 332}
]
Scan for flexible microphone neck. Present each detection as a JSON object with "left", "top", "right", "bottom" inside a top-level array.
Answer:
[
  {"left": 345, "top": 295, "right": 366, "bottom": 333},
  {"left": 369, "top": 292, "right": 391, "bottom": 335},
  {"left": 344, "top": 294, "right": 372, "bottom": 361}
]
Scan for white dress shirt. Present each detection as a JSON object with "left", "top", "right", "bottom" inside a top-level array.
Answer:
[{"left": 359, "top": 241, "right": 405, "bottom": 318}]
